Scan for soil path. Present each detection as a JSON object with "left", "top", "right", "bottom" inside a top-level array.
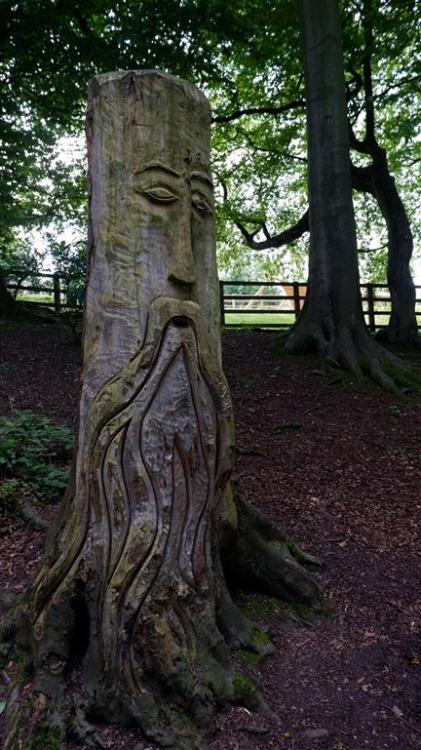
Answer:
[{"left": 0, "top": 324, "right": 420, "bottom": 750}]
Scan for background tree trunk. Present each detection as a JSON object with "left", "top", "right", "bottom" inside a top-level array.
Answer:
[
  {"left": 285, "top": 0, "right": 413, "bottom": 389},
  {"left": 2, "top": 71, "right": 320, "bottom": 750},
  {"left": 376, "top": 151, "right": 417, "bottom": 345},
  {"left": 351, "top": 147, "right": 417, "bottom": 345},
  {"left": 348, "top": 0, "right": 418, "bottom": 346},
  {"left": 0, "top": 270, "right": 17, "bottom": 315}
]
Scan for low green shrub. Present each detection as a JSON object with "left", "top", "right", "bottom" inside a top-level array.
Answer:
[{"left": 0, "top": 410, "right": 74, "bottom": 510}]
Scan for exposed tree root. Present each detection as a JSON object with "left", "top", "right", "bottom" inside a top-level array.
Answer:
[
  {"left": 375, "top": 327, "right": 421, "bottom": 350},
  {"left": 1, "top": 491, "right": 322, "bottom": 750},
  {"left": 283, "top": 315, "right": 420, "bottom": 393},
  {"left": 223, "top": 498, "right": 322, "bottom": 606}
]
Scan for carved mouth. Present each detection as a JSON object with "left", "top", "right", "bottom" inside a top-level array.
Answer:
[
  {"left": 171, "top": 316, "right": 191, "bottom": 328},
  {"left": 145, "top": 297, "right": 200, "bottom": 348}
]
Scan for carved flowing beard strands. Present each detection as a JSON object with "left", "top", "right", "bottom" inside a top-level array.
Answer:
[
  {"left": 30, "top": 301, "right": 212, "bottom": 610},
  {"left": 30, "top": 310, "right": 230, "bottom": 722},
  {"left": 96, "top": 322, "right": 219, "bottom": 692}
]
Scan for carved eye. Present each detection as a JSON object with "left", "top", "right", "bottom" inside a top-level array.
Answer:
[
  {"left": 192, "top": 191, "right": 213, "bottom": 214},
  {"left": 143, "top": 187, "right": 178, "bottom": 203}
]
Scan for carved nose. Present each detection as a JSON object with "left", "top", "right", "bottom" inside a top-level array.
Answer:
[
  {"left": 168, "top": 204, "right": 196, "bottom": 286},
  {"left": 168, "top": 255, "right": 196, "bottom": 286}
]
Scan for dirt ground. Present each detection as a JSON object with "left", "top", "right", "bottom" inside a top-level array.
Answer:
[{"left": 0, "top": 322, "right": 420, "bottom": 750}]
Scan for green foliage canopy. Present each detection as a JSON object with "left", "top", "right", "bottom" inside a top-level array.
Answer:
[{"left": 0, "top": 0, "right": 419, "bottom": 281}]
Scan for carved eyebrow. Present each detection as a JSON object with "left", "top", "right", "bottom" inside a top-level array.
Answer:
[
  {"left": 191, "top": 171, "right": 214, "bottom": 189},
  {"left": 135, "top": 162, "right": 181, "bottom": 178}
]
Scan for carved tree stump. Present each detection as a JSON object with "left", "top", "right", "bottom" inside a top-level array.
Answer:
[{"left": 2, "top": 71, "right": 321, "bottom": 750}]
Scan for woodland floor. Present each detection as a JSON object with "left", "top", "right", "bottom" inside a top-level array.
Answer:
[{"left": 0, "top": 322, "right": 420, "bottom": 750}]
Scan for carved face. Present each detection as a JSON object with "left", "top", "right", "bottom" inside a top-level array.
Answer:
[
  {"left": 130, "top": 154, "right": 215, "bottom": 305},
  {"left": 84, "top": 71, "right": 221, "bottom": 405}
]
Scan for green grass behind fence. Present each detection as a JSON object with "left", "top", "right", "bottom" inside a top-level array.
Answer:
[{"left": 224, "top": 312, "right": 296, "bottom": 326}]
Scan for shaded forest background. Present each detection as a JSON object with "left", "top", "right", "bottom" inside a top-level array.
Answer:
[{"left": 1, "top": 0, "right": 419, "bottom": 285}]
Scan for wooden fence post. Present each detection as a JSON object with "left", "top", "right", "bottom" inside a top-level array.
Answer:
[
  {"left": 53, "top": 274, "right": 61, "bottom": 312},
  {"left": 367, "top": 283, "right": 375, "bottom": 332},
  {"left": 219, "top": 280, "right": 225, "bottom": 326},
  {"left": 292, "top": 281, "right": 301, "bottom": 320}
]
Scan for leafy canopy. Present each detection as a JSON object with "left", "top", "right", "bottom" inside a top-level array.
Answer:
[{"left": 0, "top": 0, "right": 419, "bottom": 281}]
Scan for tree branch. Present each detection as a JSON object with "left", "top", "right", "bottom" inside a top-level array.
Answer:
[
  {"left": 358, "top": 241, "right": 388, "bottom": 253},
  {"left": 236, "top": 210, "right": 309, "bottom": 250},
  {"left": 235, "top": 161, "right": 378, "bottom": 253},
  {"left": 374, "top": 74, "right": 421, "bottom": 104},
  {"left": 351, "top": 162, "right": 375, "bottom": 193},
  {"left": 346, "top": 65, "right": 364, "bottom": 102},
  {"left": 236, "top": 126, "right": 307, "bottom": 163},
  {"left": 348, "top": 123, "right": 370, "bottom": 155},
  {"left": 212, "top": 99, "right": 305, "bottom": 124}
]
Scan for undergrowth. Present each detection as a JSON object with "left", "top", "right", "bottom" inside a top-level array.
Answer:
[{"left": 0, "top": 410, "right": 73, "bottom": 514}]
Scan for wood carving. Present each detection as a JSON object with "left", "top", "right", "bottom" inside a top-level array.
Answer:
[{"left": 2, "top": 71, "right": 320, "bottom": 750}]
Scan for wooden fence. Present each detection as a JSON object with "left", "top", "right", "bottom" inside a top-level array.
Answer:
[
  {"left": 4, "top": 271, "right": 421, "bottom": 332},
  {"left": 220, "top": 280, "right": 421, "bottom": 331},
  {"left": 3, "top": 270, "right": 83, "bottom": 312}
]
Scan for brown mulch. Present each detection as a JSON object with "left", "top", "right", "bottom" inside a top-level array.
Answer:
[{"left": 0, "top": 322, "right": 420, "bottom": 750}]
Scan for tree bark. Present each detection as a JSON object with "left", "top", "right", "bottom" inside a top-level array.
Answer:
[
  {"left": 349, "top": 0, "right": 418, "bottom": 345},
  {"left": 2, "top": 71, "right": 321, "bottom": 750},
  {"left": 286, "top": 0, "right": 413, "bottom": 389},
  {"left": 374, "top": 152, "right": 417, "bottom": 344},
  {"left": 0, "top": 270, "right": 18, "bottom": 315},
  {"left": 351, "top": 141, "right": 417, "bottom": 345}
]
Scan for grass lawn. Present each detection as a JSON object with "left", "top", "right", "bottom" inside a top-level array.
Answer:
[
  {"left": 225, "top": 311, "right": 421, "bottom": 329},
  {"left": 223, "top": 312, "right": 295, "bottom": 326},
  {"left": 16, "top": 292, "right": 54, "bottom": 304}
]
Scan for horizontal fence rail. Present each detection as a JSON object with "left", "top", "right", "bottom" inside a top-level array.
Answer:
[
  {"left": 3, "top": 269, "right": 84, "bottom": 312},
  {"left": 219, "top": 280, "right": 421, "bottom": 331},
  {"left": 3, "top": 270, "right": 421, "bottom": 332}
]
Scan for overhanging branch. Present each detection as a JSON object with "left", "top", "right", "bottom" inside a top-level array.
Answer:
[
  {"left": 236, "top": 126, "right": 307, "bottom": 163},
  {"left": 234, "top": 162, "right": 378, "bottom": 252},
  {"left": 236, "top": 210, "right": 309, "bottom": 250},
  {"left": 212, "top": 99, "right": 305, "bottom": 124}
]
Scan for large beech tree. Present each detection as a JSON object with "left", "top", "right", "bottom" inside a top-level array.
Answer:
[
  {"left": 1, "top": 1, "right": 419, "bottom": 362},
  {"left": 282, "top": 0, "right": 414, "bottom": 389},
  {"left": 212, "top": 0, "right": 419, "bottom": 349},
  {"left": 1, "top": 71, "right": 321, "bottom": 750}
]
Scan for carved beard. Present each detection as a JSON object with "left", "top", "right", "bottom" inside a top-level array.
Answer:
[
  {"left": 85, "top": 311, "right": 223, "bottom": 691},
  {"left": 31, "top": 301, "right": 231, "bottom": 703},
  {"left": 97, "top": 316, "right": 218, "bottom": 596}
]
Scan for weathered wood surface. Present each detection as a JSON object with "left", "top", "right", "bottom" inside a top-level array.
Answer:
[
  {"left": 82, "top": 70, "right": 222, "bottom": 428},
  {"left": 5, "top": 71, "right": 235, "bottom": 750}
]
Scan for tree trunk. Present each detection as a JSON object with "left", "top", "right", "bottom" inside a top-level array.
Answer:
[
  {"left": 0, "top": 270, "right": 17, "bottom": 315},
  {"left": 2, "top": 71, "right": 321, "bottom": 750},
  {"left": 286, "top": 0, "right": 413, "bottom": 389},
  {"left": 348, "top": 0, "right": 418, "bottom": 347},
  {"left": 376, "top": 161, "right": 417, "bottom": 343},
  {"left": 370, "top": 150, "right": 416, "bottom": 345}
]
